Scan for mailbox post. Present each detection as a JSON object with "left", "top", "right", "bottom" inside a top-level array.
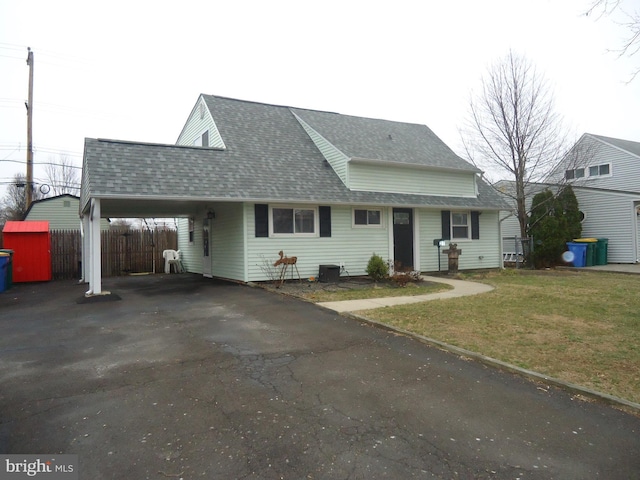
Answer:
[{"left": 442, "top": 243, "right": 462, "bottom": 274}]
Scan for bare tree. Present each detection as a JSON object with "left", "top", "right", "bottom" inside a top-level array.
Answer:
[
  {"left": 44, "top": 155, "right": 81, "bottom": 197},
  {"left": 461, "top": 50, "right": 570, "bottom": 238},
  {"left": 586, "top": 0, "right": 640, "bottom": 81},
  {"left": 0, "top": 173, "right": 44, "bottom": 224}
]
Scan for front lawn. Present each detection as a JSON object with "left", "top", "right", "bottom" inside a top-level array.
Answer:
[{"left": 355, "top": 270, "right": 640, "bottom": 405}]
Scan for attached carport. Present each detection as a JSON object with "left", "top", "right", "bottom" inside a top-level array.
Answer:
[{"left": 80, "top": 138, "right": 231, "bottom": 296}]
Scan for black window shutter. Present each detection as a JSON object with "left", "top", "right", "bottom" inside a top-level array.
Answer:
[
  {"left": 319, "top": 206, "right": 331, "bottom": 237},
  {"left": 441, "top": 210, "right": 451, "bottom": 240},
  {"left": 255, "top": 204, "right": 268, "bottom": 237},
  {"left": 471, "top": 211, "right": 480, "bottom": 240}
]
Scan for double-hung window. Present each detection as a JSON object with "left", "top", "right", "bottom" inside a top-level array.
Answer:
[
  {"left": 451, "top": 211, "right": 470, "bottom": 239},
  {"left": 271, "top": 206, "right": 317, "bottom": 236},
  {"left": 353, "top": 208, "right": 382, "bottom": 227}
]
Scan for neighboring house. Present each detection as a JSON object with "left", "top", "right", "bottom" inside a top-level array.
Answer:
[
  {"left": 500, "top": 133, "right": 640, "bottom": 264},
  {"left": 24, "top": 194, "right": 109, "bottom": 230},
  {"left": 80, "top": 95, "right": 509, "bottom": 294}
]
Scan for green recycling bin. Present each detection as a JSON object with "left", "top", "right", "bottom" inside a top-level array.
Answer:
[
  {"left": 0, "top": 249, "right": 13, "bottom": 290},
  {"left": 595, "top": 238, "right": 608, "bottom": 266},
  {"left": 574, "top": 238, "right": 597, "bottom": 267}
]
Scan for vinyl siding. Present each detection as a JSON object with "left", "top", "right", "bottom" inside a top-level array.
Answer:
[
  {"left": 500, "top": 212, "right": 523, "bottom": 253},
  {"left": 211, "top": 203, "right": 245, "bottom": 280},
  {"left": 549, "top": 136, "right": 640, "bottom": 193},
  {"left": 418, "top": 210, "right": 501, "bottom": 272},
  {"left": 573, "top": 189, "right": 638, "bottom": 263},
  {"left": 177, "top": 216, "right": 203, "bottom": 274},
  {"left": 26, "top": 196, "right": 109, "bottom": 230},
  {"left": 349, "top": 163, "right": 477, "bottom": 197},
  {"left": 293, "top": 113, "right": 349, "bottom": 185},
  {"left": 572, "top": 142, "right": 640, "bottom": 192},
  {"left": 245, "top": 204, "right": 390, "bottom": 282},
  {"left": 176, "top": 97, "right": 225, "bottom": 149}
]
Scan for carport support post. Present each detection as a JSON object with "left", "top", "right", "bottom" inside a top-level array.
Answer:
[
  {"left": 81, "top": 215, "right": 89, "bottom": 282},
  {"left": 87, "top": 198, "right": 102, "bottom": 295}
]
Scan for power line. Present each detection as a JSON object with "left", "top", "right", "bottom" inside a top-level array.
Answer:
[{"left": 0, "top": 158, "right": 82, "bottom": 169}]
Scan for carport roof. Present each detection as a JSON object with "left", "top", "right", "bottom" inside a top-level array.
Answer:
[{"left": 81, "top": 96, "right": 509, "bottom": 216}]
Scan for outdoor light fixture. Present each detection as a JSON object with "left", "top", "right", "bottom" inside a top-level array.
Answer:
[{"left": 207, "top": 210, "right": 216, "bottom": 219}]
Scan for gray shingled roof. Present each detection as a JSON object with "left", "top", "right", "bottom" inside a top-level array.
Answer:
[
  {"left": 290, "top": 107, "right": 480, "bottom": 172},
  {"left": 590, "top": 134, "right": 640, "bottom": 158},
  {"left": 81, "top": 96, "right": 508, "bottom": 213}
]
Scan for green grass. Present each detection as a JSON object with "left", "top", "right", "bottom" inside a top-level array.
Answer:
[
  {"left": 301, "top": 281, "right": 452, "bottom": 302},
  {"left": 351, "top": 270, "right": 640, "bottom": 405}
]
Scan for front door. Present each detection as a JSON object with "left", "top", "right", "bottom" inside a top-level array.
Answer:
[
  {"left": 393, "top": 208, "right": 414, "bottom": 270},
  {"left": 202, "top": 217, "right": 212, "bottom": 277}
]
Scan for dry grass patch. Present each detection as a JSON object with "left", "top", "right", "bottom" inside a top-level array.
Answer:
[{"left": 359, "top": 270, "right": 640, "bottom": 404}]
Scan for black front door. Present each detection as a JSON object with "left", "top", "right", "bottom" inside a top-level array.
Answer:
[{"left": 393, "top": 208, "right": 414, "bottom": 270}]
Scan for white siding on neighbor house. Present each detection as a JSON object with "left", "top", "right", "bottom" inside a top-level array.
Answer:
[
  {"left": 245, "top": 204, "right": 390, "bottom": 282},
  {"left": 349, "top": 163, "right": 477, "bottom": 197},
  {"left": 574, "top": 189, "right": 638, "bottom": 264},
  {"left": 572, "top": 142, "right": 640, "bottom": 193},
  {"left": 418, "top": 210, "right": 501, "bottom": 272},
  {"left": 549, "top": 136, "right": 640, "bottom": 194},
  {"left": 176, "top": 97, "right": 225, "bottom": 148},
  {"left": 210, "top": 203, "right": 245, "bottom": 281},
  {"left": 636, "top": 203, "right": 640, "bottom": 262},
  {"left": 26, "top": 196, "right": 110, "bottom": 230},
  {"left": 500, "top": 212, "right": 523, "bottom": 253},
  {"left": 293, "top": 113, "right": 349, "bottom": 185}
]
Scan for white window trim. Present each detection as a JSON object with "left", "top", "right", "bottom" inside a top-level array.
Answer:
[
  {"left": 269, "top": 205, "right": 319, "bottom": 237},
  {"left": 352, "top": 207, "right": 384, "bottom": 228},
  {"left": 451, "top": 210, "right": 471, "bottom": 241},
  {"left": 565, "top": 167, "right": 585, "bottom": 181},
  {"left": 585, "top": 163, "right": 612, "bottom": 179}
]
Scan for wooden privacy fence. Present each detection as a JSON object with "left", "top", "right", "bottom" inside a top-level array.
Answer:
[{"left": 46, "top": 229, "right": 177, "bottom": 280}]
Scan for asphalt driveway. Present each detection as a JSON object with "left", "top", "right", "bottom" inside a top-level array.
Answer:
[{"left": 0, "top": 274, "right": 639, "bottom": 479}]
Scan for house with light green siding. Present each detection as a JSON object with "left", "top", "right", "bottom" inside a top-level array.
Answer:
[
  {"left": 25, "top": 194, "right": 109, "bottom": 231},
  {"left": 80, "top": 95, "right": 509, "bottom": 294}
]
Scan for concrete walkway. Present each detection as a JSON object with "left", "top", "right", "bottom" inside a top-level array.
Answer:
[{"left": 317, "top": 275, "right": 494, "bottom": 312}]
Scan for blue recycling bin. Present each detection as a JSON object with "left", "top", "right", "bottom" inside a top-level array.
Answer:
[
  {"left": 0, "top": 253, "right": 9, "bottom": 293},
  {"left": 566, "top": 242, "right": 587, "bottom": 268}
]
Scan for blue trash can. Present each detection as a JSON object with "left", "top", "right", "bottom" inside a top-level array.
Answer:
[
  {"left": 566, "top": 242, "right": 587, "bottom": 267},
  {"left": 0, "top": 253, "right": 9, "bottom": 293}
]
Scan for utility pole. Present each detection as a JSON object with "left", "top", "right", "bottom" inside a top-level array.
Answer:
[{"left": 26, "top": 47, "right": 34, "bottom": 209}]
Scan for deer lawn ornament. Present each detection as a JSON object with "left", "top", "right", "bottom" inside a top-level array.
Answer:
[{"left": 273, "top": 250, "right": 301, "bottom": 285}]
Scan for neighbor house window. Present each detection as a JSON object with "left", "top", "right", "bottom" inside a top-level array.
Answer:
[
  {"left": 565, "top": 168, "right": 585, "bottom": 180},
  {"left": 451, "top": 211, "right": 470, "bottom": 239},
  {"left": 353, "top": 208, "right": 382, "bottom": 227},
  {"left": 271, "top": 207, "right": 317, "bottom": 236},
  {"left": 588, "top": 163, "right": 610, "bottom": 177}
]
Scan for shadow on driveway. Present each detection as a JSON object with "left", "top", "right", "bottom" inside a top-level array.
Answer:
[{"left": 1, "top": 274, "right": 639, "bottom": 479}]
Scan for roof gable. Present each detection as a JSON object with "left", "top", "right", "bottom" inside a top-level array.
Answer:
[
  {"left": 589, "top": 134, "right": 640, "bottom": 159},
  {"left": 290, "top": 107, "right": 479, "bottom": 173}
]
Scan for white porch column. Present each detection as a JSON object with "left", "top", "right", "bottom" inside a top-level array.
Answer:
[
  {"left": 87, "top": 198, "right": 102, "bottom": 295},
  {"left": 81, "top": 214, "right": 90, "bottom": 282}
]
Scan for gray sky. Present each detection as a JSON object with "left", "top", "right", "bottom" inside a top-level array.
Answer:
[{"left": 1, "top": 0, "right": 638, "bottom": 198}]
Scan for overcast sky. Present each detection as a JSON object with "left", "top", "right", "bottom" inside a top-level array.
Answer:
[{"left": 1, "top": 0, "right": 638, "bottom": 199}]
